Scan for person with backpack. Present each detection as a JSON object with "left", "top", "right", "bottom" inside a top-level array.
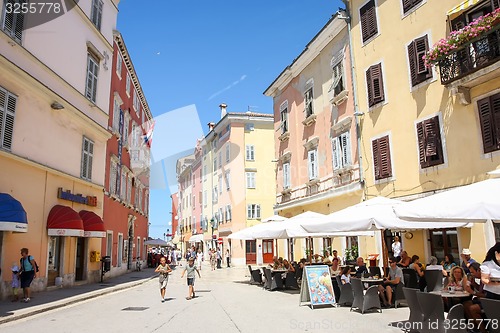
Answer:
[{"left": 19, "top": 248, "right": 38, "bottom": 303}]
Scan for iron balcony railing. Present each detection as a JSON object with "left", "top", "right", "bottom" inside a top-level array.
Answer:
[{"left": 438, "top": 27, "right": 500, "bottom": 85}]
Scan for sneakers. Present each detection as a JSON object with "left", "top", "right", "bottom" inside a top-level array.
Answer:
[
  {"left": 23, "top": 298, "right": 30, "bottom": 303},
  {"left": 161, "top": 299, "right": 165, "bottom": 303},
  {"left": 185, "top": 296, "right": 192, "bottom": 300}
]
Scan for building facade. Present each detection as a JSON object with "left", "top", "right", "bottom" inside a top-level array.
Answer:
[
  {"left": 101, "top": 32, "right": 152, "bottom": 277},
  {"left": 0, "top": 0, "right": 119, "bottom": 298},
  {"left": 345, "top": 0, "right": 500, "bottom": 262}
]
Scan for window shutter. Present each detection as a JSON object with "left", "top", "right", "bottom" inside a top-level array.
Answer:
[
  {"left": 367, "top": 1, "right": 378, "bottom": 38},
  {"left": 1, "top": 91, "right": 16, "bottom": 150},
  {"left": 408, "top": 41, "right": 417, "bottom": 86},
  {"left": 13, "top": 2, "right": 25, "bottom": 42},
  {"left": 493, "top": 94, "right": 500, "bottom": 150},
  {"left": 332, "top": 137, "right": 341, "bottom": 170},
  {"left": 415, "top": 36, "right": 429, "bottom": 75},
  {"left": 341, "top": 131, "right": 351, "bottom": 167},
  {"left": 416, "top": 121, "right": 427, "bottom": 168},
  {"left": 371, "top": 64, "right": 385, "bottom": 105},
  {"left": 360, "top": 0, "right": 377, "bottom": 43},
  {"left": 366, "top": 68, "right": 374, "bottom": 106},
  {"left": 372, "top": 139, "right": 381, "bottom": 179},
  {"left": 256, "top": 205, "right": 261, "bottom": 219},
  {"left": 424, "top": 119, "right": 438, "bottom": 158},
  {"left": 402, "top": 0, "right": 413, "bottom": 13},
  {"left": 3, "top": 1, "right": 14, "bottom": 36},
  {"left": 379, "top": 136, "right": 392, "bottom": 179},
  {"left": 477, "top": 96, "right": 497, "bottom": 153}
]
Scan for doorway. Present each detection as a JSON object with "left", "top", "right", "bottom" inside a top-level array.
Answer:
[
  {"left": 262, "top": 239, "right": 274, "bottom": 263},
  {"left": 245, "top": 240, "right": 256, "bottom": 264},
  {"left": 47, "top": 236, "right": 62, "bottom": 286},
  {"left": 75, "top": 237, "right": 86, "bottom": 281}
]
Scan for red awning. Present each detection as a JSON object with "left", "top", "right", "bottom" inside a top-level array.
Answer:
[
  {"left": 47, "top": 205, "right": 84, "bottom": 237},
  {"left": 79, "top": 210, "right": 106, "bottom": 238}
]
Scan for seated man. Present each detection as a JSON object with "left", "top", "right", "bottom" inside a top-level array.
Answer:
[
  {"left": 378, "top": 257, "right": 403, "bottom": 308},
  {"left": 463, "top": 263, "right": 486, "bottom": 333},
  {"left": 355, "top": 257, "right": 369, "bottom": 278}
]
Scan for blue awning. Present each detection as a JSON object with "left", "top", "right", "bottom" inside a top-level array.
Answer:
[{"left": 0, "top": 193, "right": 28, "bottom": 232}]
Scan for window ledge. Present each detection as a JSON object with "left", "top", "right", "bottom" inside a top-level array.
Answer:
[
  {"left": 281, "top": 188, "right": 292, "bottom": 195},
  {"left": 278, "top": 131, "right": 290, "bottom": 142},
  {"left": 331, "top": 90, "right": 349, "bottom": 106},
  {"left": 302, "top": 114, "right": 317, "bottom": 126},
  {"left": 333, "top": 165, "right": 353, "bottom": 175},
  {"left": 306, "top": 178, "right": 320, "bottom": 186}
]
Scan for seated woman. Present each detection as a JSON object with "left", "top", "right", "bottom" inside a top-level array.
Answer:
[
  {"left": 441, "top": 253, "right": 457, "bottom": 274},
  {"left": 426, "top": 255, "right": 448, "bottom": 277},
  {"left": 341, "top": 266, "right": 351, "bottom": 285},
  {"left": 330, "top": 257, "right": 341, "bottom": 276},
  {"left": 443, "top": 266, "right": 475, "bottom": 310},
  {"left": 398, "top": 251, "right": 411, "bottom": 268},
  {"left": 283, "top": 259, "right": 295, "bottom": 273},
  {"left": 480, "top": 242, "right": 500, "bottom": 300},
  {"left": 411, "top": 255, "right": 426, "bottom": 291},
  {"left": 323, "top": 251, "right": 333, "bottom": 264}
]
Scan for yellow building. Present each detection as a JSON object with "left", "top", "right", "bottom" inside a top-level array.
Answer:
[{"left": 345, "top": 0, "right": 500, "bottom": 263}]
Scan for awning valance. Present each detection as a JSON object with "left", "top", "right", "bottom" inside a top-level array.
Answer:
[
  {"left": 79, "top": 210, "right": 106, "bottom": 238},
  {"left": 188, "top": 234, "right": 204, "bottom": 243},
  {"left": 0, "top": 193, "right": 28, "bottom": 232},
  {"left": 447, "top": 0, "right": 481, "bottom": 17},
  {"left": 47, "top": 205, "right": 84, "bottom": 237}
]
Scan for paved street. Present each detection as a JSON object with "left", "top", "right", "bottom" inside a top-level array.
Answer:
[{"left": 0, "top": 263, "right": 409, "bottom": 333}]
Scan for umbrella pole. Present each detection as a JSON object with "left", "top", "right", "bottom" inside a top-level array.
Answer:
[{"left": 381, "top": 230, "right": 388, "bottom": 268}]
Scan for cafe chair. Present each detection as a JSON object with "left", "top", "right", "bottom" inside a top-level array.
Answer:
[
  {"left": 369, "top": 266, "right": 382, "bottom": 277},
  {"left": 263, "top": 267, "right": 272, "bottom": 290},
  {"left": 350, "top": 278, "right": 381, "bottom": 314},
  {"left": 481, "top": 298, "right": 500, "bottom": 333},
  {"left": 402, "top": 287, "right": 423, "bottom": 331},
  {"left": 403, "top": 268, "right": 419, "bottom": 289},
  {"left": 284, "top": 272, "right": 299, "bottom": 289},
  {"left": 424, "top": 270, "right": 443, "bottom": 292},
  {"left": 416, "top": 292, "right": 467, "bottom": 333},
  {"left": 335, "top": 275, "right": 354, "bottom": 306},
  {"left": 393, "top": 282, "right": 406, "bottom": 308},
  {"left": 248, "top": 265, "right": 262, "bottom": 285}
]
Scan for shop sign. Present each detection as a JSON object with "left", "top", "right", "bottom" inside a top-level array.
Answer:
[{"left": 57, "top": 188, "right": 97, "bottom": 207}]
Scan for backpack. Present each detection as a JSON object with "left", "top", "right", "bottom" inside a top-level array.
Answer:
[{"left": 21, "top": 255, "right": 39, "bottom": 273}]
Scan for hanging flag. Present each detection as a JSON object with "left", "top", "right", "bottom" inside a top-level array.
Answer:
[{"left": 142, "top": 120, "right": 155, "bottom": 148}]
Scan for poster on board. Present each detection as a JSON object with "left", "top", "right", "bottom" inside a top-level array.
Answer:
[{"left": 299, "top": 265, "right": 336, "bottom": 309}]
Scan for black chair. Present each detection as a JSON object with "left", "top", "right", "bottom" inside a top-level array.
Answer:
[
  {"left": 350, "top": 278, "right": 381, "bottom": 314},
  {"left": 393, "top": 282, "right": 406, "bottom": 308},
  {"left": 262, "top": 267, "right": 272, "bottom": 290},
  {"left": 416, "top": 292, "right": 467, "bottom": 333},
  {"left": 284, "top": 272, "right": 299, "bottom": 289},
  {"left": 424, "top": 270, "right": 443, "bottom": 292},
  {"left": 402, "top": 268, "right": 419, "bottom": 289},
  {"left": 248, "top": 265, "right": 262, "bottom": 285},
  {"left": 403, "top": 287, "right": 423, "bottom": 328},
  {"left": 335, "top": 275, "right": 354, "bottom": 306},
  {"left": 481, "top": 298, "right": 500, "bottom": 333},
  {"left": 369, "top": 266, "right": 382, "bottom": 277}
]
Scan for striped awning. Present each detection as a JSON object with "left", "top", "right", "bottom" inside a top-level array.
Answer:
[{"left": 447, "top": 0, "right": 481, "bottom": 16}]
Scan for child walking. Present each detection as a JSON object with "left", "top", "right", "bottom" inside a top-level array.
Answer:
[
  {"left": 154, "top": 256, "right": 172, "bottom": 302},
  {"left": 181, "top": 257, "right": 201, "bottom": 300},
  {"left": 11, "top": 264, "right": 20, "bottom": 302}
]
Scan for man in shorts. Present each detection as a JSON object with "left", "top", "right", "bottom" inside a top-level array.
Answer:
[
  {"left": 378, "top": 257, "right": 403, "bottom": 307},
  {"left": 181, "top": 257, "right": 201, "bottom": 300}
]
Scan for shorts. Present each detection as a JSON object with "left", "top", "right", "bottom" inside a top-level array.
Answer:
[
  {"left": 20, "top": 271, "right": 35, "bottom": 288},
  {"left": 187, "top": 278, "right": 195, "bottom": 286},
  {"left": 159, "top": 274, "right": 169, "bottom": 289}
]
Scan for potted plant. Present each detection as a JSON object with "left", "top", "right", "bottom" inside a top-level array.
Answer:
[
  {"left": 424, "top": 8, "right": 500, "bottom": 67},
  {"left": 344, "top": 245, "right": 359, "bottom": 265}
]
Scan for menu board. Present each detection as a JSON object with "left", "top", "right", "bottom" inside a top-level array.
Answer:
[{"left": 299, "top": 265, "right": 336, "bottom": 308}]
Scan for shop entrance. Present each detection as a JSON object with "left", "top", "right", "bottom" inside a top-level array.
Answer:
[{"left": 75, "top": 237, "right": 85, "bottom": 281}]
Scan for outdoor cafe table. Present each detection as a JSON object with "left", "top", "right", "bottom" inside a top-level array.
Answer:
[{"left": 430, "top": 290, "right": 471, "bottom": 298}]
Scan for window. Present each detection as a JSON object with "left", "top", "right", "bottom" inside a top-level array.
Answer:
[
  {"left": 106, "top": 232, "right": 113, "bottom": 257},
  {"left": 133, "top": 90, "right": 140, "bottom": 113},
  {"left": 212, "top": 187, "right": 218, "bottom": 203},
  {"left": 117, "top": 234, "right": 123, "bottom": 267},
  {"left": 203, "top": 190, "right": 207, "bottom": 207},
  {"left": 127, "top": 175, "right": 132, "bottom": 203},
  {"left": 126, "top": 74, "right": 131, "bottom": 96},
  {"left": 120, "top": 168, "right": 127, "bottom": 199},
  {"left": 366, "top": 63, "right": 385, "bottom": 107},
  {"left": 408, "top": 35, "right": 432, "bottom": 87},
  {"left": 112, "top": 98, "right": 120, "bottom": 133},
  {"left": 90, "top": 0, "right": 103, "bottom": 30},
  {"left": 81, "top": 137, "right": 94, "bottom": 181},
  {"left": 138, "top": 185, "right": 143, "bottom": 211},
  {"left": 225, "top": 144, "right": 230, "bottom": 162},
  {"left": 123, "top": 113, "right": 130, "bottom": 145},
  {"left": 85, "top": 54, "right": 99, "bottom": 103},
  {"left": 213, "top": 155, "right": 217, "bottom": 170},
  {"left": 116, "top": 53, "right": 122, "bottom": 78},
  {"left": 416, "top": 116, "right": 444, "bottom": 168},
  {"left": 360, "top": 0, "right": 378, "bottom": 43},
  {"left": 203, "top": 165, "right": 207, "bottom": 182},
  {"left": 402, "top": 0, "right": 423, "bottom": 14},
  {"left": 137, "top": 237, "right": 141, "bottom": 259},
  {"left": 283, "top": 162, "right": 291, "bottom": 189},
  {"left": 226, "top": 205, "right": 232, "bottom": 221},
  {"left": 246, "top": 172, "right": 256, "bottom": 189},
  {"left": 332, "top": 132, "right": 352, "bottom": 171},
  {"left": 372, "top": 135, "right": 392, "bottom": 180},
  {"left": 246, "top": 145, "right": 255, "bottom": 161},
  {"left": 218, "top": 152, "right": 222, "bottom": 168},
  {"left": 330, "top": 61, "right": 345, "bottom": 96},
  {"left": 0, "top": 86, "right": 17, "bottom": 150},
  {"left": 477, "top": 93, "right": 500, "bottom": 153},
  {"left": 304, "top": 84, "right": 314, "bottom": 118},
  {"left": 219, "top": 207, "right": 224, "bottom": 223},
  {"left": 134, "top": 182, "right": 139, "bottom": 208},
  {"left": 218, "top": 175, "right": 223, "bottom": 194},
  {"left": 225, "top": 170, "right": 231, "bottom": 190},
  {"left": 280, "top": 100, "right": 289, "bottom": 134},
  {"left": 308, "top": 149, "right": 319, "bottom": 180},
  {"left": 247, "top": 204, "right": 261, "bottom": 219},
  {"left": 109, "top": 159, "right": 118, "bottom": 195},
  {"left": 2, "top": 0, "right": 25, "bottom": 43}
]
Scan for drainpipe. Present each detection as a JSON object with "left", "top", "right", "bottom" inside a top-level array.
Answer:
[{"left": 340, "top": 1, "right": 365, "bottom": 189}]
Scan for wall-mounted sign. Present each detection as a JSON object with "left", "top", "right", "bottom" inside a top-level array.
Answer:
[{"left": 57, "top": 188, "right": 97, "bottom": 207}]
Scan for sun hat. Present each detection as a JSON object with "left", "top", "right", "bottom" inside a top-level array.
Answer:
[{"left": 462, "top": 248, "right": 472, "bottom": 255}]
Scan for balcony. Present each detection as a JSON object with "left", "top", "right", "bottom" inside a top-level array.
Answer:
[{"left": 438, "top": 27, "right": 500, "bottom": 87}]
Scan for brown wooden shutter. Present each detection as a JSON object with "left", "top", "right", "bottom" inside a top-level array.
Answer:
[
  {"left": 379, "top": 136, "right": 392, "bottom": 179},
  {"left": 492, "top": 93, "right": 500, "bottom": 150},
  {"left": 366, "top": 68, "right": 373, "bottom": 106},
  {"left": 372, "top": 139, "right": 381, "bottom": 180},
  {"left": 371, "top": 64, "right": 385, "bottom": 105},
  {"left": 360, "top": 3, "right": 369, "bottom": 42},
  {"left": 408, "top": 42, "right": 417, "bottom": 87},
  {"left": 408, "top": 36, "right": 432, "bottom": 87},
  {"left": 367, "top": 2, "right": 378, "bottom": 38},
  {"left": 360, "top": 0, "right": 377, "bottom": 43},
  {"left": 402, "top": 0, "right": 414, "bottom": 13},
  {"left": 477, "top": 96, "right": 496, "bottom": 153},
  {"left": 416, "top": 121, "right": 427, "bottom": 168}
]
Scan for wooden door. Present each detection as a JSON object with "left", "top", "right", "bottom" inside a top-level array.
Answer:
[
  {"left": 245, "top": 240, "right": 256, "bottom": 264},
  {"left": 262, "top": 239, "right": 274, "bottom": 263}
]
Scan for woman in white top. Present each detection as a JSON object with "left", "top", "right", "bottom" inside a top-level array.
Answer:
[
  {"left": 196, "top": 249, "right": 203, "bottom": 271},
  {"left": 341, "top": 266, "right": 351, "bottom": 284},
  {"left": 480, "top": 242, "right": 500, "bottom": 300},
  {"left": 392, "top": 236, "right": 402, "bottom": 261}
]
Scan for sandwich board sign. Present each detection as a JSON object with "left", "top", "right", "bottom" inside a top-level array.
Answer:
[{"left": 299, "top": 265, "right": 336, "bottom": 309}]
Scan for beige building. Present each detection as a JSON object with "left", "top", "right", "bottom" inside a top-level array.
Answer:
[{"left": 0, "top": 0, "right": 119, "bottom": 298}]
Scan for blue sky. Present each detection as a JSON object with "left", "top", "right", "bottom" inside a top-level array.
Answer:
[{"left": 116, "top": 0, "right": 343, "bottom": 238}]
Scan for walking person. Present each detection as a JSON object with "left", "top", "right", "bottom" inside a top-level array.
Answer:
[
  {"left": 225, "top": 249, "right": 230, "bottom": 268},
  {"left": 196, "top": 249, "right": 203, "bottom": 270},
  {"left": 216, "top": 247, "right": 222, "bottom": 269},
  {"left": 19, "top": 248, "right": 37, "bottom": 303},
  {"left": 181, "top": 257, "right": 201, "bottom": 300},
  {"left": 11, "top": 264, "right": 20, "bottom": 302},
  {"left": 210, "top": 249, "right": 216, "bottom": 271},
  {"left": 154, "top": 256, "right": 172, "bottom": 302}
]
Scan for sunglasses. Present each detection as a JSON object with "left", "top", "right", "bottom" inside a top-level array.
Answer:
[{"left": 389, "top": 261, "right": 395, "bottom": 264}]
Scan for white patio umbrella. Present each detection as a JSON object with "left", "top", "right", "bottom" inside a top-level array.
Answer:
[
  {"left": 261, "top": 214, "right": 288, "bottom": 223},
  {"left": 394, "top": 178, "right": 500, "bottom": 223},
  {"left": 302, "top": 197, "right": 472, "bottom": 233}
]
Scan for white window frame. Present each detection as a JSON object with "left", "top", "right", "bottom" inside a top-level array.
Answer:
[
  {"left": 246, "top": 172, "right": 256, "bottom": 189},
  {"left": 225, "top": 144, "right": 230, "bottom": 162},
  {"left": 225, "top": 170, "right": 231, "bottom": 190},
  {"left": 90, "top": 0, "right": 103, "bottom": 31},
  {"left": 307, "top": 149, "right": 318, "bottom": 180},
  {"left": 126, "top": 74, "right": 131, "bottom": 97},
  {"left": 245, "top": 145, "right": 255, "bottom": 161},
  {"left": 203, "top": 190, "right": 207, "bottom": 207},
  {"left": 247, "top": 204, "right": 261, "bottom": 219},
  {"left": 2, "top": 0, "right": 26, "bottom": 43},
  {"left": 280, "top": 100, "right": 289, "bottom": 134},
  {"left": 115, "top": 52, "right": 122, "bottom": 79},
  {"left": 304, "top": 79, "right": 314, "bottom": 118},
  {"left": 85, "top": 53, "right": 99, "bottom": 103},
  {"left": 332, "top": 131, "right": 352, "bottom": 171},
  {"left": 109, "top": 158, "right": 118, "bottom": 195},
  {"left": 226, "top": 205, "right": 232, "bottom": 221},
  {"left": 81, "top": 137, "right": 94, "bottom": 181},
  {"left": 112, "top": 98, "right": 120, "bottom": 133},
  {"left": 106, "top": 231, "right": 113, "bottom": 261},
  {"left": 218, "top": 175, "right": 223, "bottom": 194},
  {"left": 283, "top": 162, "right": 291, "bottom": 189},
  {"left": 133, "top": 90, "right": 140, "bottom": 114},
  {"left": 0, "top": 86, "right": 17, "bottom": 150}
]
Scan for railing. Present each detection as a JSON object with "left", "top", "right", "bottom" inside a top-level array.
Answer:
[{"left": 438, "top": 28, "right": 500, "bottom": 85}]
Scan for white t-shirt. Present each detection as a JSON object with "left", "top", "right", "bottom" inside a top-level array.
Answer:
[
  {"left": 341, "top": 274, "right": 351, "bottom": 284},
  {"left": 426, "top": 264, "right": 444, "bottom": 271},
  {"left": 392, "top": 241, "right": 402, "bottom": 258},
  {"left": 480, "top": 260, "right": 500, "bottom": 295}
]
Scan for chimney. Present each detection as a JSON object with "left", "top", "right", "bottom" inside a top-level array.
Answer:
[
  {"left": 208, "top": 122, "right": 215, "bottom": 132},
  {"left": 219, "top": 103, "right": 227, "bottom": 119}
]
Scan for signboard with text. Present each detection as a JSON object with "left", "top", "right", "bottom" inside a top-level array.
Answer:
[{"left": 299, "top": 265, "right": 335, "bottom": 309}]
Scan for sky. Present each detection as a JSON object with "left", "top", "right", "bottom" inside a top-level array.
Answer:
[{"left": 116, "top": 0, "right": 344, "bottom": 238}]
